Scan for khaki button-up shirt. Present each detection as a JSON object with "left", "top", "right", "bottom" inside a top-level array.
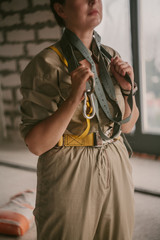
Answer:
[{"left": 20, "top": 41, "right": 125, "bottom": 139}]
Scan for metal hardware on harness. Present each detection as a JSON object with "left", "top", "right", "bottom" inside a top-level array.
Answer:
[
  {"left": 83, "top": 76, "right": 95, "bottom": 119},
  {"left": 95, "top": 129, "right": 121, "bottom": 147},
  {"left": 83, "top": 92, "right": 96, "bottom": 119},
  {"left": 87, "top": 77, "right": 95, "bottom": 95}
]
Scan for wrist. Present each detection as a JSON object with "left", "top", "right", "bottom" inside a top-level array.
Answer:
[
  {"left": 121, "top": 82, "right": 138, "bottom": 96},
  {"left": 67, "top": 93, "right": 81, "bottom": 105}
]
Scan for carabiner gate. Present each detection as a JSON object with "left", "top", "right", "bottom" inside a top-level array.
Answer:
[
  {"left": 83, "top": 92, "right": 96, "bottom": 119},
  {"left": 87, "top": 77, "right": 95, "bottom": 95}
]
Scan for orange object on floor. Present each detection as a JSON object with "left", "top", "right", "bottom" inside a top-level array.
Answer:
[{"left": 0, "top": 190, "right": 35, "bottom": 236}]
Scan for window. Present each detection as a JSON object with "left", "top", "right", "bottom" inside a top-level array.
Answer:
[
  {"left": 138, "top": 0, "right": 160, "bottom": 134},
  {"left": 96, "top": 0, "right": 132, "bottom": 64}
]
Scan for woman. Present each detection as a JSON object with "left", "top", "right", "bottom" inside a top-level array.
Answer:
[{"left": 20, "top": 0, "right": 139, "bottom": 239}]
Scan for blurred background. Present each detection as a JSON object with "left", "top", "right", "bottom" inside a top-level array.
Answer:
[{"left": 0, "top": 0, "right": 160, "bottom": 239}]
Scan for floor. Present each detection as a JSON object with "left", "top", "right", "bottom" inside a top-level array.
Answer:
[{"left": 0, "top": 140, "right": 160, "bottom": 240}]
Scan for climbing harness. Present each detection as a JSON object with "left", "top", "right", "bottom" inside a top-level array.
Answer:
[{"left": 50, "top": 29, "right": 135, "bottom": 156}]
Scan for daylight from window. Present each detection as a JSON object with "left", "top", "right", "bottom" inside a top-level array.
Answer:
[
  {"left": 96, "top": 0, "right": 132, "bottom": 64},
  {"left": 139, "top": 0, "right": 160, "bottom": 134},
  {"left": 97, "top": 0, "right": 160, "bottom": 134}
]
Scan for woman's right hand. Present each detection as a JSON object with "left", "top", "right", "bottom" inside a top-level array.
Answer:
[{"left": 69, "top": 64, "right": 94, "bottom": 102}]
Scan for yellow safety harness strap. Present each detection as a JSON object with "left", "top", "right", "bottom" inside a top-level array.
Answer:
[
  {"left": 49, "top": 45, "right": 92, "bottom": 139},
  {"left": 58, "top": 132, "right": 94, "bottom": 147},
  {"left": 49, "top": 46, "right": 68, "bottom": 67}
]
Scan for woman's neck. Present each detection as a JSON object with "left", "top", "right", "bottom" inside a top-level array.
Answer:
[{"left": 66, "top": 27, "right": 93, "bottom": 49}]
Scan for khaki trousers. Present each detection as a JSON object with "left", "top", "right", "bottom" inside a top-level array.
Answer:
[{"left": 34, "top": 138, "right": 134, "bottom": 240}]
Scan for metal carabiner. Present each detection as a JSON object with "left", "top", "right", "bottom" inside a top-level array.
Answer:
[
  {"left": 83, "top": 92, "right": 96, "bottom": 119},
  {"left": 87, "top": 77, "right": 95, "bottom": 95}
]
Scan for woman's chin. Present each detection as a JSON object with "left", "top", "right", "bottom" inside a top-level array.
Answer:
[{"left": 89, "top": 18, "right": 102, "bottom": 29}]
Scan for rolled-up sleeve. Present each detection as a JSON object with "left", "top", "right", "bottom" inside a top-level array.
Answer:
[{"left": 19, "top": 49, "right": 63, "bottom": 139}]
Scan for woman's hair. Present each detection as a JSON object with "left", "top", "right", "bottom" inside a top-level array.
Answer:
[{"left": 50, "top": 0, "right": 66, "bottom": 27}]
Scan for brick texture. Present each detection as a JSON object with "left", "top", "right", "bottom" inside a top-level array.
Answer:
[
  {"left": 0, "top": 44, "right": 24, "bottom": 57},
  {"left": 33, "top": 0, "right": 48, "bottom": 6},
  {"left": 0, "top": 0, "right": 61, "bottom": 141},
  {"left": 2, "top": 89, "right": 13, "bottom": 101},
  {"left": 0, "top": 60, "right": 17, "bottom": 71},
  {"left": 1, "top": 0, "right": 28, "bottom": 12},
  {"left": 0, "top": 14, "right": 20, "bottom": 27},
  {"left": 24, "top": 10, "right": 53, "bottom": 25},
  {"left": 38, "top": 26, "right": 61, "bottom": 40},
  {"left": 1, "top": 74, "right": 20, "bottom": 87},
  {"left": 0, "top": 32, "right": 3, "bottom": 42},
  {"left": 7, "top": 29, "right": 35, "bottom": 42}
]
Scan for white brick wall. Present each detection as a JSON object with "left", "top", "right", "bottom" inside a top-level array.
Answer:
[
  {"left": 0, "top": 32, "right": 3, "bottom": 43},
  {"left": 2, "top": 89, "right": 13, "bottom": 101},
  {"left": 38, "top": 26, "right": 62, "bottom": 40},
  {"left": 1, "top": 74, "right": 20, "bottom": 88},
  {"left": 0, "top": 14, "right": 20, "bottom": 27},
  {"left": 7, "top": 30, "right": 35, "bottom": 42},
  {"left": 2, "top": 103, "right": 17, "bottom": 112},
  {"left": 33, "top": 0, "right": 48, "bottom": 6},
  {"left": 1, "top": 0, "right": 28, "bottom": 12},
  {"left": 0, "top": 0, "right": 61, "bottom": 141},
  {"left": 0, "top": 44, "right": 24, "bottom": 57},
  {"left": 4, "top": 116, "right": 12, "bottom": 128},
  {"left": 0, "top": 60, "right": 17, "bottom": 71},
  {"left": 24, "top": 10, "right": 54, "bottom": 25}
]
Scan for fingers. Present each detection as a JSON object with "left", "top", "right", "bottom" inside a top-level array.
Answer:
[
  {"left": 71, "top": 65, "right": 94, "bottom": 82},
  {"left": 71, "top": 64, "right": 85, "bottom": 75},
  {"left": 110, "top": 56, "right": 134, "bottom": 90},
  {"left": 111, "top": 56, "right": 133, "bottom": 77},
  {"left": 69, "top": 65, "right": 94, "bottom": 102},
  {"left": 71, "top": 64, "right": 93, "bottom": 76}
]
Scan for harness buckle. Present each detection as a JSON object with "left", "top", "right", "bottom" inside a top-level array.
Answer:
[{"left": 95, "top": 129, "right": 121, "bottom": 147}]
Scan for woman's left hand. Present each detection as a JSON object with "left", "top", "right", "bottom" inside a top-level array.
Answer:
[{"left": 110, "top": 56, "right": 134, "bottom": 90}]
